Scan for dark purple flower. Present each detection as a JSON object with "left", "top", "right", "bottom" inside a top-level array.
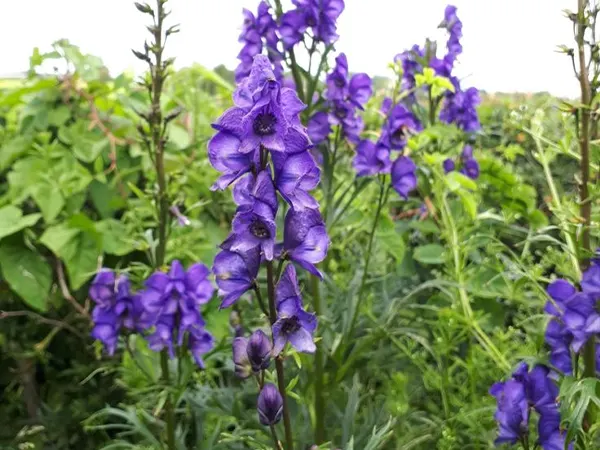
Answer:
[
  {"left": 280, "top": 0, "right": 344, "bottom": 50},
  {"left": 544, "top": 279, "right": 576, "bottom": 317},
  {"left": 272, "top": 138, "right": 320, "bottom": 210},
  {"left": 90, "top": 270, "right": 116, "bottom": 308},
  {"left": 349, "top": 73, "right": 373, "bottom": 109},
  {"left": 233, "top": 170, "right": 278, "bottom": 214},
  {"left": 439, "top": 86, "right": 481, "bottom": 132},
  {"left": 231, "top": 201, "right": 277, "bottom": 261},
  {"left": 545, "top": 320, "right": 572, "bottom": 374},
  {"left": 326, "top": 53, "right": 349, "bottom": 101},
  {"left": 562, "top": 292, "right": 600, "bottom": 352},
  {"left": 443, "top": 158, "right": 455, "bottom": 173},
  {"left": 353, "top": 139, "right": 391, "bottom": 177},
  {"left": 257, "top": 383, "right": 283, "bottom": 425},
  {"left": 381, "top": 104, "right": 422, "bottom": 150},
  {"left": 214, "top": 243, "right": 262, "bottom": 309},
  {"left": 489, "top": 379, "right": 529, "bottom": 445},
  {"left": 441, "top": 5, "right": 463, "bottom": 64},
  {"left": 147, "top": 314, "right": 176, "bottom": 358},
  {"left": 581, "top": 258, "right": 600, "bottom": 294},
  {"left": 247, "top": 329, "right": 272, "bottom": 372},
  {"left": 282, "top": 208, "right": 330, "bottom": 278},
  {"left": 394, "top": 45, "right": 424, "bottom": 98},
  {"left": 232, "top": 336, "right": 252, "bottom": 378},
  {"left": 461, "top": 158, "right": 480, "bottom": 180},
  {"left": 272, "top": 265, "right": 317, "bottom": 354},
  {"left": 170, "top": 205, "right": 191, "bottom": 227},
  {"left": 91, "top": 307, "right": 120, "bottom": 355},
  {"left": 328, "top": 101, "right": 364, "bottom": 143},
  {"left": 308, "top": 111, "right": 332, "bottom": 145},
  {"left": 391, "top": 156, "right": 417, "bottom": 200},
  {"left": 381, "top": 97, "right": 393, "bottom": 114},
  {"left": 188, "top": 327, "right": 214, "bottom": 368}
]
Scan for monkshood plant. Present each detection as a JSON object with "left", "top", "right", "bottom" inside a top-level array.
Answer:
[{"left": 85, "top": 1, "right": 216, "bottom": 449}]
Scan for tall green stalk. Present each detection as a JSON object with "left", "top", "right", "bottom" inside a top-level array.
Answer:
[
  {"left": 135, "top": 1, "right": 176, "bottom": 447},
  {"left": 576, "top": 0, "right": 596, "bottom": 381}
]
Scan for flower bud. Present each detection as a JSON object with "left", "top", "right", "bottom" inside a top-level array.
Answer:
[
  {"left": 232, "top": 337, "right": 251, "bottom": 379},
  {"left": 257, "top": 383, "right": 283, "bottom": 426},
  {"left": 247, "top": 329, "right": 272, "bottom": 372}
]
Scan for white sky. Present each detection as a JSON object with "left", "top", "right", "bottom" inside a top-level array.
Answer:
[{"left": 1, "top": 0, "right": 578, "bottom": 97}]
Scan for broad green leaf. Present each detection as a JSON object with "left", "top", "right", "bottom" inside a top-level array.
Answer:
[
  {"left": 457, "top": 190, "right": 477, "bottom": 219},
  {"left": 96, "top": 219, "right": 136, "bottom": 256},
  {"left": 0, "top": 135, "right": 33, "bottom": 171},
  {"left": 376, "top": 215, "right": 406, "bottom": 263},
  {"left": 40, "top": 223, "right": 80, "bottom": 256},
  {"left": 64, "top": 232, "right": 102, "bottom": 289},
  {"left": 31, "top": 184, "right": 65, "bottom": 222},
  {"left": 413, "top": 244, "right": 445, "bottom": 265},
  {"left": 0, "top": 205, "right": 42, "bottom": 241},
  {"left": 445, "top": 171, "right": 478, "bottom": 192},
  {"left": 58, "top": 122, "right": 109, "bottom": 163},
  {"left": 0, "top": 241, "right": 52, "bottom": 311}
]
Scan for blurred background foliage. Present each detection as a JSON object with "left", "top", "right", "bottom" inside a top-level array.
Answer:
[{"left": 0, "top": 41, "right": 590, "bottom": 449}]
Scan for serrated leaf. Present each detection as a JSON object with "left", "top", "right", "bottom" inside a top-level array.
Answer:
[
  {"left": 0, "top": 205, "right": 42, "bottom": 241},
  {"left": 413, "top": 244, "right": 445, "bottom": 265},
  {"left": 0, "top": 241, "right": 52, "bottom": 311},
  {"left": 96, "top": 219, "right": 135, "bottom": 256}
]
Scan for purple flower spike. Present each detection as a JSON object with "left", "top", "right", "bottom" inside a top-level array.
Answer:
[
  {"left": 280, "top": 0, "right": 344, "bottom": 50},
  {"left": 391, "top": 156, "right": 417, "bottom": 200},
  {"left": 247, "top": 329, "right": 272, "bottom": 372},
  {"left": 214, "top": 243, "right": 261, "bottom": 309},
  {"left": 272, "top": 265, "right": 317, "bottom": 355},
  {"left": 353, "top": 140, "right": 391, "bottom": 177},
  {"left": 282, "top": 208, "right": 330, "bottom": 278},
  {"left": 257, "top": 383, "right": 283, "bottom": 426}
]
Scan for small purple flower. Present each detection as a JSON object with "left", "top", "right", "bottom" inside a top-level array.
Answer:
[
  {"left": 391, "top": 156, "right": 417, "bottom": 200},
  {"left": 381, "top": 104, "right": 422, "bottom": 150},
  {"left": 90, "top": 270, "right": 116, "bottom": 307},
  {"left": 247, "top": 329, "right": 272, "bottom": 372},
  {"left": 233, "top": 336, "right": 252, "bottom": 378},
  {"left": 443, "top": 158, "right": 455, "bottom": 173},
  {"left": 272, "top": 265, "right": 317, "bottom": 355},
  {"left": 308, "top": 111, "right": 332, "bottom": 145},
  {"left": 562, "top": 292, "right": 600, "bottom": 352},
  {"left": 230, "top": 201, "right": 277, "bottom": 261},
  {"left": 461, "top": 158, "right": 480, "bottom": 180},
  {"left": 439, "top": 86, "right": 481, "bottom": 132},
  {"left": 233, "top": 170, "right": 278, "bottom": 214},
  {"left": 170, "top": 205, "right": 191, "bottom": 227},
  {"left": 214, "top": 243, "right": 262, "bottom": 309},
  {"left": 188, "top": 327, "right": 214, "bottom": 368},
  {"left": 147, "top": 314, "right": 176, "bottom": 358},
  {"left": 489, "top": 379, "right": 529, "bottom": 445},
  {"left": 91, "top": 307, "right": 120, "bottom": 355},
  {"left": 353, "top": 139, "right": 391, "bottom": 177},
  {"left": 281, "top": 208, "right": 330, "bottom": 278},
  {"left": 257, "top": 383, "right": 283, "bottom": 425},
  {"left": 581, "top": 256, "right": 600, "bottom": 294},
  {"left": 326, "top": 53, "right": 349, "bottom": 101}
]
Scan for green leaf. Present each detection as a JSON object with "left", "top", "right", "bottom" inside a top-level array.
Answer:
[
  {"left": 457, "top": 190, "right": 477, "bottom": 219},
  {"left": 40, "top": 223, "right": 80, "bottom": 256},
  {"left": 96, "top": 219, "right": 135, "bottom": 256},
  {"left": 31, "top": 184, "right": 65, "bottom": 222},
  {"left": 0, "top": 205, "right": 42, "bottom": 241},
  {"left": 376, "top": 215, "right": 406, "bottom": 263},
  {"left": 58, "top": 122, "right": 109, "bottom": 163},
  {"left": 0, "top": 135, "right": 33, "bottom": 171},
  {"left": 0, "top": 241, "right": 52, "bottom": 311},
  {"left": 413, "top": 244, "right": 445, "bottom": 265},
  {"left": 445, "top": 171, "right": 478, "bottom": 192}
]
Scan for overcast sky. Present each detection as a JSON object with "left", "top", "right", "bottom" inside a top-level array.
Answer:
[{"left": 1, "top": 0, "right": 578, "bottom": 97}]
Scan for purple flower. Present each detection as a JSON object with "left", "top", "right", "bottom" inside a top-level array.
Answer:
[
  {"left": 188, "top": 327, "right": 214, "bottom": 368},
  {"left": 443, "top": 158, "right": 455, "bottom": 173},
  {"left": 328, "top": 100, "right": 364, "bottom": 143},
  {"left": 326, "top": 53, "right": 349, "bottom": 101},
  {"left": 257, "top": 383, "right": 283, "bottom": 425},
  {"left": 281, "top": 208, "right": 330, "bottom": 278},
  {"left": 91, "top": 307, "right": 120, "bottom": 355},
  {"left": 391, "top": 156, "right": 417, "bottom": 200},
  {"left": 214, "top": 243, "right": 261, "bottom": 309},
  {"left": 439, "top": 86, "right": 481, "bottom": 132},
  {"left": 147, "top": 314, "right": 176, "bottom": 358},
  {"left": 170, "top": 205, "right": 191, "bottom": 227},
  {"left": 545, "top": 320, "right": 572, "bottom": 374},
  {"left": 581, "top": 257, "right": 600, "bottom": 294},
  {"left": 247, "top": 329, "right": 272, "bottom": 372},
  {"left": 308, "top": 111, "right": 332, "bottom": 145},
  {"left": 90, "top": 270, "right": 116, "bottom": 308},
  {"left": 279, "top": 0, "right": 345, "bottom": 50},
  {"left": 353, "top": 139, "right": 391, "bottom": 177},
  {"left": 230, "top": 201, "right": 277, "bottom": 261},
  {"left": 489, "top": 380, "right": 528, "bottom": 445},
  {"left": 381, "top": 104, "right": 422, "bottom": 150},
  {"left": 232, "top": 336, "right": 252, "bottom": 378},
  {"left": 394, "top": 45, "right": 424, "bottom": 99},
  {"left": 272, "top": 265, "right": 317, "bottom": 355},
  {"left": 233, "top": 171, "right": 278, "bottom": 214},
  {"left": 562, "top": 292, "right": 600, "bottom": 352}
]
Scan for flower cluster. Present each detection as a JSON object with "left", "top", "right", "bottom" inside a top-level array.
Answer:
[
  {"left": 489, "top": 363, "right": 571, "bottom": 449},
  {"left": 90, "top": 271, "right": 141, "bottom": 355},
  {"left": 544, "top": 257, "right": 600, "bottom": 375},
  {"left": 89, "top": 261, "right": 215, "bottom": 367},
  {"left": 443, "top": 145, "right": 479, "bottom": 180},
  {"left": 280, "top": 0, "right": 344, "bottom": 50},
  {"left": 235, "top": 1, "right": 283, "bottom": 82},
  {"left": 308, "top": 53, "right": 372, "bottom": 145},
  {"left": 208, "top": 55, "right": 329, "bottom": 425},
  {"left": 352, "top": 98, "right": 422, "bottom": 200}
]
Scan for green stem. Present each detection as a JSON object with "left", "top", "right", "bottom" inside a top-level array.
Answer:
[
  {"left": 347, "top": 177, "right": 388, "bottom": 336},
  {"left": 428, "top": 86, "right": 436, "bottom": 125},
  {"left": 439, "top": 193, "right": 510, "bottom": 371},
  {"left": 266, "top": 262, "right": 294, "bottom": 450},
  {"left": 312, "top": 275, "right": 325, "bottom": 444},
  {"left": 160, "top": 350, "right": 176, "bottom": 450}
]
